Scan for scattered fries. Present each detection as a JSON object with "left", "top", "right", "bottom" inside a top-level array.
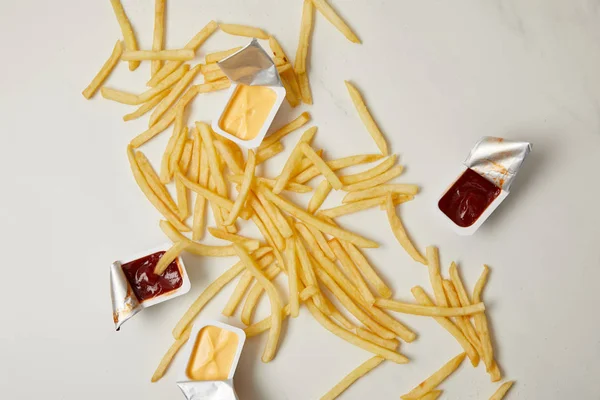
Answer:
[
  {"left": 219, "top": 23, "right": 269, "bottom": 39},
  {"left": 344, "top": 81, "right": 387, "bottom": 155},
  {"left": 82, "top": 40, "right": 123, "bottom": 99},
  {"left": 321, "top": 356, "right": 384, "bottom": 400},
  {"left": 401, "top": 353, "right": 467, "bottom": 399},
  {"left": 312, "top": 0, "right": 361, "bottom": 43}
]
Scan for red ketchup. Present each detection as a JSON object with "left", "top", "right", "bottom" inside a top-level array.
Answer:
[
  {"left": 438, "top": 168, "right": 501, "bottom": 227},
  {"left": 121, "top": 251, "right": 183, "bottom": 302}
]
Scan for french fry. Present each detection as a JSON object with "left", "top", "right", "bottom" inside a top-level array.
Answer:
[
  {"left": 179, "top": 140, "right": 193, "bottom": 173},
  {"left": 280, "top": 72, "right": 301, "bottom": 107},
  {"left": 340, "top": 241, "right": 392, "bottom": 299},
  {"left": 123, "top": 89, "right": 171, "bottom": 121},
  {"left": 270, "top": 35, "right": 302, "bottom": 107},
  {"left": 297, "top": 72, "right": 313, "bottom": 105},
  {"left": 172, "top": 247, "right": 272, "bottom": 339},
  {"left": 109, "top": 0, "right": 140, "bottom": 70},
  {"left": 135, "top": 151, "right": 178, "bottom": 214},
  {"left": 149, "top": 65, "right": 202, "bottom": 126},
  {"left": 196, "top": 122, "right": 227, "bottom": 197},
  {"left": 151, "top": 327, "right": 191, "bottom": 382},
  {"left": 345, "top": 80, "right": 388, "bottom": 156},
  {"left": 219, "top": 24, "right": 269, "bottom": 39},
  {"left": 426, "top": 246, "right": 447, "bottom": 306},
  {"left": 489, "top": 362, "right": 502, "bottom": 383},
  {"left": 400, "top": 353, "right": 467, "bottom": 399},
  {"left": 249, "top": 193, "right": 285, "bottom": 250},
  {"left": 170, "top": 126, "right": 189, "bottom": 180},
  {"left": 147, "top": 21, "right": 218, "bottom": 87},
  {"left": 256, "top": 142, "right": 285, "bottom": 164},
  {"left": 188, "top": 129, "right": 202, "bottom": 182},
  {"left": 228, "top": 175, "right": 312, "bottom": 194},
  {"left": 221, "top": 253, "right": 275, "bottom": 317},
  {"left": 295, "top": 154, "right": 384, "bottom": 184},
  {"left": 295, "top": 236, "right": 328, "bottom": 311},
  {"left": 208, "top": 228, "right": 259, "bottom": 248},
  {"left": 259, "top": 112, "right": 311, "bottom": 150},
  {"left": 255, "top": 191, "right": 293, "bottom": 238},
  {"left": 384, "top": 195, "right": 426, "bottom": 264},
  {"left": 295, "top": 0, "right": 315, "bottom": 74},
  {"left": 473, "top": 265, "right": 494, "bottom": 371},
  {"left": 259, "top": 185, "right": 379, "bottom": 248},
  {"left": 343, "top": 165, "right": 403, "bottom": 192},
  {"left": 312, "top": 0, "right": 361, "bottom": 44},
  {"left": 154, "top": 240, "right": 188, "bottom": 275},
  {"left": 306, "top": 300, "right": 408, "bottom": 363},
  {"left": 240, "top": 262, "right": 281, "bottom": 325},
  {"left": 374, "top": 297, "right": 485, "bottom": 317},
  {"left": 380, "top": 194, "right": 414, "bottom": 209},
  {"left": 308, "top": 180, "right": 332, "bottom": 214},
  {"left": 225, "top": 150, "right": 255, "bottom": 225},
  {"left": 127, "top": 146, "right": 189, "bottom": 232},
  {"left": 234, "top": 245, "right": 283, "bottom": 362},
  {"left": 192, "top": 145, "right": 210, "bottom": 240},
  {"left": 200, "top": 63, "right": 220, "bottom": 74},
  {"left": 151, "top": 0, "right": 166, "bottom": 76},
  {"left": 82, "top": 40, "right": 123, "bottom": 99},
  {"left": 160, "top": 220, "right": 258, "bottom": 257},
  {"left": 205, "top": 46, "right": 244, "bottom": 64},
  {"left": 159, "top": 107, "right": 185, "bottom": 182},
  {"left": 343, "top": 183, "right": 419, "bottom": 203},
  {"left": 285, "top": 237, "right": 300, "bottom": 318},
  {"left": 329, "top": 239, "right": 375, "bottom": 305},
  {"left": 203, "top": 69, "right": 226, "bottom": 82},
  {"left": 443, "top": 280, "right": 482, "bottom": 365},
  {"left": 356, "top": 328, "right": 399, "bottom": 351},
  {"left": 339, "top": 155, "right": 396, "bottom": 185},
  {"left": 306, "top": 224, "right": 336, "bottom": 260},
  {"left": 122, "top": 49, "right": 195, "bottom": 61},
  {"left": 320, "top": 356, "right": 384, "bottom": 400},
  {"left": 473, "top": 264, "right": 490, "bottom": 303},
  {"left": 449, "top": 262, "right": 472, "bottom": 307},
  {"left": 299, "top": 143, "right": 343, "bottom": 189},
  {"left": 273, "top": 127, "right": 317, "bottom": 194},
  {"left": 489, "top": 381, "right": 514, "bottom": 400},
  {"left": 320, "top": 196, "right": 386, "bottom": 218}
]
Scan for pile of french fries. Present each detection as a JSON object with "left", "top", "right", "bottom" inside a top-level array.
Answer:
[{"left": 83, "top": 1, "right": 515, "bottom": 399}]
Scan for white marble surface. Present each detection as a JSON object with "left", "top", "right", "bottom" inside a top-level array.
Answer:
[{"left": 1, "top": 0, "right": 599, "bottom": 399}]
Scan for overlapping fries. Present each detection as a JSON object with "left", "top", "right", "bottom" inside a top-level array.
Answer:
[{"left": 84, "top": 2, "right": 514, "bottom": 399}]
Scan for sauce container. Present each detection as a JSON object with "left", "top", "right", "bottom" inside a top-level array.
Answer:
[
  {"left": 177, "top": 321, "right": 246, "bottom": 400},
  {"left": 212, "top": 39, "right": 286, "bottom": 149},
  {"left": 110, "top": 243, "right": 191, "bottom": 330},
  {"left": 437, "top": 137, "right": 532, "bottom": 235}
]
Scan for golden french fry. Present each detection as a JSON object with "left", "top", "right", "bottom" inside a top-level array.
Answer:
[
  {"left": 320, "top": 196, "right": 386, "bottom": 218},
  {"left": 426, "top": 246, "right": 447, "bottom": 306},
  {"left": 203, "top": 69, "right": 226, "bottom": 82},
  {"left": 122, "top": 49, "right": 194, "bottom": 61},
  {"left": 345, "top": 80, "right": 388, "bottom": 156},
  {"left": 449, "top": 262, "right": 471, "bottom": 307},
  {"left": 188, "top": 129, "right": 202, "bottom": 182},
  {"left": 228, "top": 175, "right": 312, "bottom": 194},
  {"left": 343, "top": 165, "right": 403, "bottom": 192},
  {"left": 225, "top": 151, "right": 255, "bottom": 225},
  {"left": 295, "top": 0, "right": 315, "bottom": 74},
  {"left": 273, "top": 127, "right": 317, "bottom": 194},
  {"left": 148, "top": 21, "right": 218, "bottom": 87},
  {"left": 154, "top": 240, "right": 188, "bottom": 275},
  {"left": 214, "top": 141, "right": 244, "bottom": 175},
  {"left": 285, "top": 237, "right": 300, "bottom": 318},
  {"left": 280, "top": 72, "right": 300, "bottom": 107},
  {"left": 339, "top": 155, "right": 396, "bottom": 185},
  {"left": 135, "top": 151, "right": 178, "bottom": 214},
  {"left": 269, "top": 35, "right": 302, "bottom": 107},
  {"left": 249, "top": 193, "right": 285, "bottom": 250},
  {"left": 192, "top": 142, "right": 210, "bottom": 240},
  {"left": 401, "top": 353, "right": 467, "bottom": 399},
  {"left": 234, "top": 244, "right": 283, "bottom": 362},
  {"left": 473, "top": 265, "right": 494, "bottom": 371},
  {"left": 297, "top": 71, "right": 313, "bottom": 105},
  {"left": 384, "top": 195, "right": 426, "bottom": 264},
  {"left": 208, "top": 228, "right": 258, "bottom": 247},
  {"left": 219, "top": 24, "right": 269, "bottom": 39},
  {"left": 307, "top": 300, "right": 408, "bottom": 363},
  {"left": 295, "top": 154, "right": 384, "bottom": 184},
  {"left": 340, "top": 241, "right": 392, "bottom": 299},
  {"left": 172, "top": 247, "right": 272, "bottom": 339},
  {"left": 196, "top": 122, "right": 227, "bottom": 197},
  {"left": 179, "top": 140, "right": 193, "bottom": 173},
  {"left": 343, "top": 183, "right": 419, "bottom": 203},
  {"left": 312, "top": 0, "right": 361, "bottom": 43},
  {"left": 123, "top": 89, "right": 171, "bottom": 121},
  {"left": 489, "top": 362, "right": 502, "bottom": 382},
  {"left": 159, "top": 108, "right": 185, "bottom": 182},
  {"left": 200, "top": 63, "right": 220, "bottom": 74},
  {"left": 205, "top": 46, "right": 244, "bottom": 64},
  {"left": 321, "top": 356, "right": 384, "bottom": 400},
  {"left": 150, "top": 0, "right": 166, "bottom": 75},
  {"left": 489, "top": 381, "right": 514, "bottom": 400},
  {"left": 308, "top": 180, "right": 332, "bottom": 214},
  {"left": 127, "top": 146, "right": 189, "bottom": 232},
  {"left": 151, "top": 327, "right": 191, "bottom": 382},
  {"left": 306, "top": 224, "right": 336, "bottom": 260},
  {"left": 150, "top": 65, "right": 202, "bottom": 126},
  {"left": 240, "top": 262, "right": 281, "bottom": 325},
  {"left": 256, "top": 142, "right": 284, "bottom": 165},
  {"left": 109, "top": 0, "right": 140, "bottom": 70},
  {"left": 294, "top": 236, "right": 327, "bottom": 310},
  {"left": 299, "top": 143, "right": 343, "bottom": 189},
  {"left": 255, "top": 190, "right": 293, "bottom": 238},
  {"left": 356, "top": 328, "right": 399, "bottom": 351},
  {"left": 375, "top": 297, "right": 485, "bottom": 317},
  {"left": 329, "top": 239, "right": 375, "bottom": 305},
  {"left": 160, "top": 220, "right": 257, "bottom": 257},
  {"left": 177, "top": 172, "right": 245, "bottom": 216},
  {"left": 473, "top": 264, "right": 490, "bottom": 303},
  {"left": 260, "top": 185, "right": 378, "bottom": 248},
  {"left": 82, "top": 40, "right": 123, "bottom": 99}
]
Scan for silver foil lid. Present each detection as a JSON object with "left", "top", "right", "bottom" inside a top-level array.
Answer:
[
  {"left": 110, "top": 261, "right": 141, "bottom": 331},
  {"left": 218, "top": 39, "right": 282, "bottom": 87},
  {"left": 464, "top": 137, "right": 532, "bottom": 192},
  {"left": 177, "top": 380, "right": 238, "bottom": 400}
]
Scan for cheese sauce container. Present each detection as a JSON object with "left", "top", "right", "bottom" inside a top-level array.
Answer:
[
  {"left": 110, "top": 243, "right": 191, "bottom": 330},
  {"left": 212, "top": 39, "right": 286, "bottom": 149},
  {"left": 437, "top": 137, "right": 532, "bottom": 235},
  {"left": 177, "top": 321, "right": 247, "bottom": 400}
]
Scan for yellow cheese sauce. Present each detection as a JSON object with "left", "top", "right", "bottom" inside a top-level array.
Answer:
[
  {"left": 219, "top": 84, "right": 277, "bottom": 140},
  {"left": 186, "top": 326, "right": 239, "bottom": 381}
]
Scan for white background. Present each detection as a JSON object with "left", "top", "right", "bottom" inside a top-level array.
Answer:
[{"left": 1, "top": 0, "right": 599, "bottom": 399}]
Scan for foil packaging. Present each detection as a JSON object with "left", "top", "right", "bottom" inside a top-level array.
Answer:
[
  {"left": 464, "top": 137, "right": 532, "bottom": 192},
  {"left": 177, "top": 381, "right": 238, "bottom": 400}
]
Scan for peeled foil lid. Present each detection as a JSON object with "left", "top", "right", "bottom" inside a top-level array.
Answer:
[
  {"left": 110, "top": 261, "right": 141, "bottom": 331},
  {"left": 218, "top": 39, "right": 282, "bottom": 87},
  {"left": 464, "top": 137, "right": 532, "bottom": 192},
  {"left": 177, "top": 380, "right": 238, "bottom": 400}
]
